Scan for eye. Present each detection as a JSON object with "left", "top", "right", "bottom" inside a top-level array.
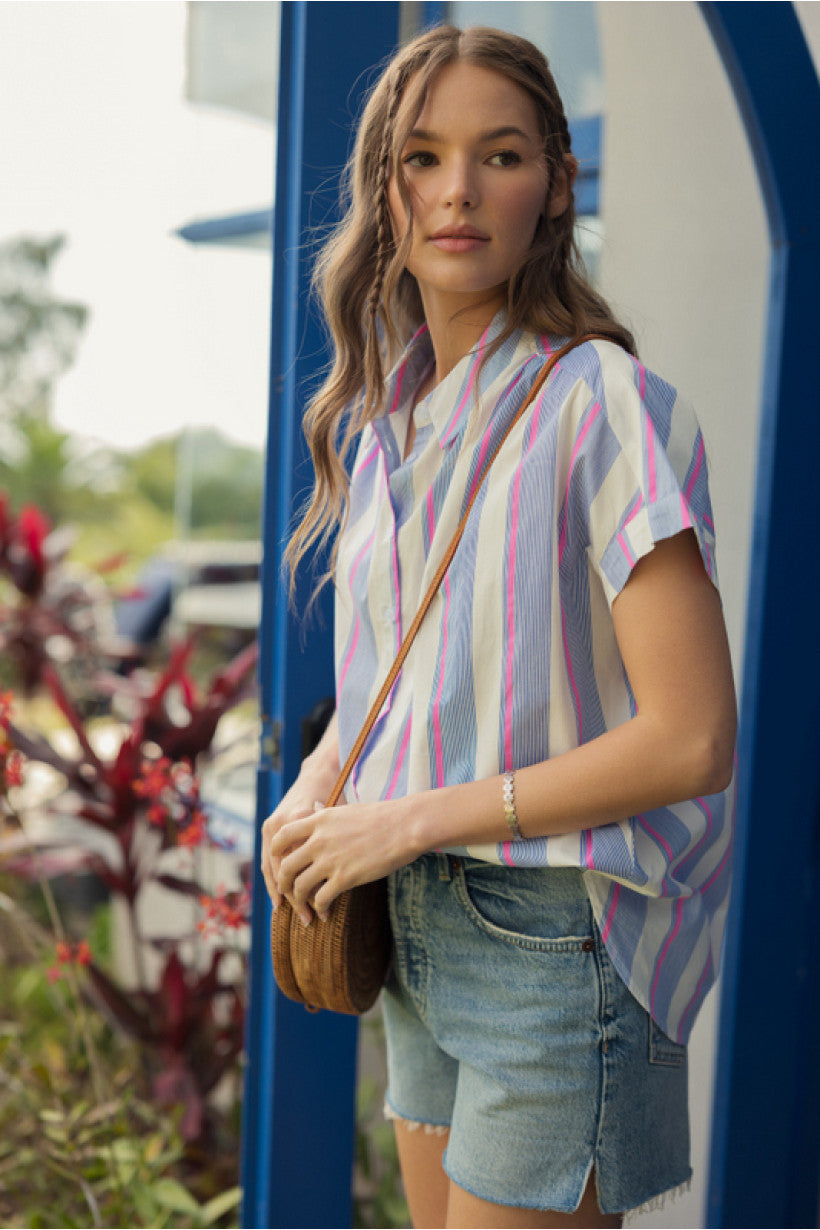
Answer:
[
  {"left": 403, "top": 150, "right": 437, "bottom": 168},
  {"left": 487, "top": 149, "right": 523, "bottom": 167}
]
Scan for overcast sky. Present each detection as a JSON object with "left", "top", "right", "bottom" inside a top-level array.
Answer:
[{"left": 0, "top": 1, "right": 275, "bottom": 451}]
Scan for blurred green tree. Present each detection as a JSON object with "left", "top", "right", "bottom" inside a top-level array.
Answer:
[
  {"left": 0, "top": 234, "right": 263, "bottom": 556},
  {"left": 0, "top": 234, "right": 87, "bottom": 414}
]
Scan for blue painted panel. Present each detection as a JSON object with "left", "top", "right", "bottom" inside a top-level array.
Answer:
[
  {"left": 241, "top": 5, "right": 401, "bottom": 1228},
  {"left": 177, "top": 208, "right": 273, "bottom": 246},
  {"left": 698, "top": 4, "right": 820, "bottom": 1227}
]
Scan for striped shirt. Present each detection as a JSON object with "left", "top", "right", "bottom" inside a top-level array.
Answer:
[{"left": 334, "top": 313, "right": 734, "bottom": 1044}]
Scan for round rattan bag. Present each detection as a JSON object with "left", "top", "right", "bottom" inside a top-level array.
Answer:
[{"left": 271, "top": 877, "right": 391, "bottom": 1014}]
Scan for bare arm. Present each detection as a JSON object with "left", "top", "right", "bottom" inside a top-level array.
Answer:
[{"left": 265, "top": 530, "right": 736, "bottom": 922}]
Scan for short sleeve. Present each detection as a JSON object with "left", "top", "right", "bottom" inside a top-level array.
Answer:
[{"left": 572, "top": 352, "right": 718, "bottom": 608}]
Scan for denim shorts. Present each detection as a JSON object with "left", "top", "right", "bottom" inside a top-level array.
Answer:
[{"left": 382, "top": 855, "right": 691, "bottom": 1215}]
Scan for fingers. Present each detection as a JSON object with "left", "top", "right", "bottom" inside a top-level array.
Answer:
[{"left": 261, "top": 806, "right": 327, "bottom": 926}]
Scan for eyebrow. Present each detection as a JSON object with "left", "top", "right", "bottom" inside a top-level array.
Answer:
[{"left": 406, "top": 125, "right": 534, "bottom": 144}]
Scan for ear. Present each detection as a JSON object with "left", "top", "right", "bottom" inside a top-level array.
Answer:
[{"left": 547, "top": 154, "right": 577, "bottom": 220}]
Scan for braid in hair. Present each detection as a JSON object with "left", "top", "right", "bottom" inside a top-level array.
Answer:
[{"left": 363, "top": 62, "right": 413, "bottom": 416}]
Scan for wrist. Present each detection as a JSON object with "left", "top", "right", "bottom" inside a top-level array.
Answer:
[
  {"left": 402, "top": 784, "right": 454, "bottom": 859},
  {"left": 301, "top": 745, "right": 340, "bottom": 799}
]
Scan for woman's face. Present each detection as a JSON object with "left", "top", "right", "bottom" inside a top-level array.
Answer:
[{"left": 387, "top": 61, "right": 569, "bottom": 317}]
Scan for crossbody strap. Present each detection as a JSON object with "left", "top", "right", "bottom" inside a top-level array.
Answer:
[{"left": 325, "top": 333, "right": 608, "bottom": 807}]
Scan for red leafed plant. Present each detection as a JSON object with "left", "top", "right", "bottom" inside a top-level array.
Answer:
[{"left": 0, "top": 494, "right": 258, "bottom": 1148}]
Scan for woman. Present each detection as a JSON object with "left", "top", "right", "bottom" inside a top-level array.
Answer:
[{"left": 261, "top": 25, "right": 736, "bottom": 1230}]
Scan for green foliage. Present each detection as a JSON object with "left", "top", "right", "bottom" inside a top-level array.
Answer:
[
  {"left": 129, "top": 428, "right": 265, "bottom": 539},
  {"left": 0, "top": 234, "right": 88, "bottom": 417},
  {"left": 0, "top": 232, "right": 263, "bottom": 552},
  {"left": 354, "top": 1014, "right": 411, "bottom": 1229},
  {"left": 0, "top": 889, "right": 240, "bottom": 1229}
]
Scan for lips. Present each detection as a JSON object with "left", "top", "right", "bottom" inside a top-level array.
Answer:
[
  {"left": 430, "top": 224, "right": 489, "bottom": 241},
  {"left": 429, "top": 224, "right": 490, "bottom": 253}
]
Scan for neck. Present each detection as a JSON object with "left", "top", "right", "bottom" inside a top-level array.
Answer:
[{"left": 420, "top": 288, "right": 505, "bottom": 386}]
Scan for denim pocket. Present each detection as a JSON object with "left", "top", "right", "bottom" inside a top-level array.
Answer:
[
  {"left": 648, "top": 1016, "right": 687, "bottom": 1067},
  {"left": 452, "top": 862, "right": 594, "bottom": 952}
]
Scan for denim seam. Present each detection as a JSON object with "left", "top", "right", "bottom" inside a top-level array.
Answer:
[
  {"left": 407, "top": 860, "right": 430, "bottom": 1019},
  {"left": 648, "top": 1017, "right": 687, "bottom": 1068},
  {"left": 591, "top": 921, "right": 611, "bottom": 1165},
  {"left": 450, "top": 866, "right": 595, "bottom": 953}
]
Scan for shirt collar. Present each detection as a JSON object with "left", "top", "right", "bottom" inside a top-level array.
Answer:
[{"left": 380, "top": 310, "right": 517, "bottom": 453}]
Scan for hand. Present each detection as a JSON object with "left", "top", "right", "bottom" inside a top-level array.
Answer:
[
  {"left": 260, "top": 768, "right": 331, "bottom": 924},
  {"left": 266, "top": 795, "right": 417, "bottom": 925}
]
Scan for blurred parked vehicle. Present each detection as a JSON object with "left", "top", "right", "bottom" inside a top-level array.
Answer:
[{"left": 114, "top": 540, "right": 261, "bottom": 666}]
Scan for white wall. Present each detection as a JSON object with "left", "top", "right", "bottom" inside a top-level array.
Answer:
[{"left": 597, "top": 3, "right": 818, "bottom": 1225}]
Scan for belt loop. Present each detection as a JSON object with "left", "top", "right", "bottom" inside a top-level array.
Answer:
[{"left": 436, "top": 853, "right": 451, "bottom": 881}]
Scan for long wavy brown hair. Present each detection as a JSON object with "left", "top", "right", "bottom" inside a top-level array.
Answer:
[{"left": 286, "top": 24, "right": 635, "bottom": 591}]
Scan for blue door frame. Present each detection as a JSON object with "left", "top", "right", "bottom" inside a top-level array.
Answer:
[
  {"left": 240, "top": 6, "right": 402, "bottom": 1228},
  {"left": 698, "top": 5, "right": 820, "bottom": 1227},
  {"left": 243, "top": 4, "right": 820, "bottom": 1226}
]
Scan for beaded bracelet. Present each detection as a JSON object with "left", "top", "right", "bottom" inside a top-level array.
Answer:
[{"left": 502, "top": 771, "right": 525, "bottom": 841}]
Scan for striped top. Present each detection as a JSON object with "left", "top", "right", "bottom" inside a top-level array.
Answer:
[{"left": 334, "top": 313, "right": 734, "bottom": 1044}]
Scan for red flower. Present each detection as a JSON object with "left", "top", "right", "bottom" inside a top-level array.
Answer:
[
  {"left": 147, "top": 802, "right": 167, "bottom": 827},
  {"left": 134, "top": 756, "right": 174, "bottom": 800},
  {"left": 178, "top": 808, "right": 207, "bottom": 849},
  {"left": 17, "top": 504, "right": 51, "bottom": 568},
  {"left": 47, "top": 938, "right": 94, "bottom": 982},
  {"left": 4, "top": 751, "right": 24, "bottom": 789},
  {"left": 197, "top": 885, "right": 250, "bottom": 937},
  {"left": 135, "top": 755, "right": 208, "bottom": 849}
]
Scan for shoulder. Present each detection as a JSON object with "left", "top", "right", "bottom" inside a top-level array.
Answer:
[
  {"left": 556, "top": 337, "right": 643, "bottom": 400},
  {"left": 555, "top": 339, "right": 698, "bottom": 438}
]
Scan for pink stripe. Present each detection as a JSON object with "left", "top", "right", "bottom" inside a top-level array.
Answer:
[
  {"left": 502, "top": 391, "right": 546, "bottom": 766},
  {"left": 685, "top": 435, "right": 704, "bottom": 500},
  {"left": 388, "top": 499, "right": 402, "bottom": 656},
  {"left": 501, "top": 840, "right": 516, "bottom": 867},
  {"left": 624, "top": 493, "right": 644, "bottom": 527},
  {"left": 503, "top": 471, "right": 524, "bottom": 768},
  {"left": 638, "top": 816, "right": 675, "bottom": 893},
  {"left": 600, "top": 882, "right": 621, "bottom": 944},
  {"left": 430, "top": 575, "right": 451, "bottom": 787},
  {"left": 387, "top": 324, "right": 428, "bottom": 414},
  {"left": 559, "top": 402, "right": 601, "bottom": 563},
  {"left": 650, "top": 898, "right": 683, "bottom": 1018},
  {"left": 441, "top": 324, "right": 490, "bottom": 443},
  {"left": 425, "top": 486, "right": 436, "bottom": 541},
  {"left": 637, "top": 361, "right": 646, "bottom": 400},
  {"left": 384, "top": 717, "right": 412, "bottom": 800},
  {"left": 337, "top": 530, "right": 376, "bottom": 694},
  {"left": 645, "top": 413, "right": 657, "bottom": 503},
  {"left": 674, "top": 796, "right": 713, "bottom": 878},
  {"left": 679, "top": 494, "right": 694, "bottom": 529},
  {"left": 617, "top": 530, "right": 636, "bottom": 569},
  {"left": 467, "top": 417, "right": 498, "bottom": 503},
  {"left": 466, "top": 361, "right": 537, "bottom": 503},
  {"left": 700, "top": 840, "right": 733, "bottom": 897},
  {"left": 615, "top": 494, "right": 644, "bottom": 567},
  {"left": 676, "top": 951, "right": 714, "bottom": 1044},
  {"left": 388, "top": 358, "right": 408, "bottom": 414},
  {"left": 584, "top": 829, "right": 594, "bottom": 869},
  {"left": 353, "top": 440, "right": 380, "bottom": 479},
  {"left": 561, "top": 603, "right": 584, "bottom": 742}
]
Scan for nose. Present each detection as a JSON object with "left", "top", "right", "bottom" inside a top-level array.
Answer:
[{"left": 441, "top": 155, "right": 478, "bottom": 210}]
